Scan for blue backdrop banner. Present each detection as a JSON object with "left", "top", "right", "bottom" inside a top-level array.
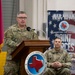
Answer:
[
  {"left": 48, "top": 11, "right": 75, "bottom": 52},
  {"left": 48, "top": 11, "right": 75, "bottom": 74}
]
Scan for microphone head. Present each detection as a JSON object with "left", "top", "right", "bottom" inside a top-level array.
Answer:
[{"left": 26, "top": 27, "right": 31, "bottom": 31}]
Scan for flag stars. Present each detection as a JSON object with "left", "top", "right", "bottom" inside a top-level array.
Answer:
[
  {"left": 49, "top": 21, "right": 52, "bottom": 25},
  {"left": 53, "top": 24, "right": 56, "bottom": 28},
  {"left": 55, "top": 33, "right": 58, "bottom": 37},
  {"left": 50, "top": 30, "right": 54, "bottom": 34},
  {"left": 52, "top": 40, "right": 54, "bottom": 43}
]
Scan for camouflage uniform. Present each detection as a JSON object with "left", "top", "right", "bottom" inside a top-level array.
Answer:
[
  {"left": 44, "top": 48, "right": 72, "bottom": 75},
  {"left": 4, "top": 24, "right": 38, "bottom": 75}
]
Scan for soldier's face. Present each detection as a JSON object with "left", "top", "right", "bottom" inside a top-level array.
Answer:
[
  {"left": 16, "top": 13, "right": 27, "bottom": 27},
  {"left": 54, "top": 38, "right": 62, "bottom": 48}
]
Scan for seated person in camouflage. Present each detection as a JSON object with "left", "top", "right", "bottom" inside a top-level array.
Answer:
[
  {"left": 4, "top": 11, "right": 38, "bottom": 75},
  {"left": 44, "top": 37, "right": 72, "bottom": 75}
]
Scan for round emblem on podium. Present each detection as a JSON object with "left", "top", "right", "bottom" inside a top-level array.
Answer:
[
  {"left": 25, "top": 51, "right": 47, "bottom": 75},
  {"left": 59, "top": 21, "right": 69, "bottom": 31}
]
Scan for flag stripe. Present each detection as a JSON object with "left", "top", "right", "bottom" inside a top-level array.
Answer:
[{"left": 0, "top": 0, "right": 4, "bottom": 51}]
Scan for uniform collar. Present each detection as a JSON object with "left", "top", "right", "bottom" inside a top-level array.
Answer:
[
  {"left": 51, "top": 48, "right": 63, "bottom": 53},
  {"left": 16, "top": 24, "right": 27, "bottom": 31}
]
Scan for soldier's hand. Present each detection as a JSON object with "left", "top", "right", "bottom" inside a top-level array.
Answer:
[
  {"left": 50, "top": 62, "right": 58, "bottom": 68},
  {"left": 51, "top": 62, "right": 62, "bottom": 68},
  {"left": 54, "top": 61, "right": 62, "bottom": 68}
]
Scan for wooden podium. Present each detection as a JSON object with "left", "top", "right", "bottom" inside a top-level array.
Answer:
[{"left": 11, "top": 40, "right": 50, "bottom": 75}]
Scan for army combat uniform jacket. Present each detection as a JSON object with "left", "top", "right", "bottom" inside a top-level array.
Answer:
[
  {"left": 4, "top": 24, "right": 38, "bottom": 60},
  {"left": 4, "top": 24, "right": 38, "bottom": 75},
  {"left": 44, "top": 48, "right": 71, "bottom": 68},
  {"left": 43, "top": 48, "right": 72, "bottom": 75}
]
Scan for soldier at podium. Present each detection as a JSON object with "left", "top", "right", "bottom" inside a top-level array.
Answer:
[
  {"left": 44, "top": 37, "right": 72, "bottom": 75},
  {"left": 4, "top": 11, "right": 38, "bottom": 75}
]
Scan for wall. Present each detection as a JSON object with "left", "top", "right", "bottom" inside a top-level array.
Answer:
[{"left": 47, "top": 0, "right": 75, "bottom": 10}]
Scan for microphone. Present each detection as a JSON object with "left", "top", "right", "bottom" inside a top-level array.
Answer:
[
  {"left": 26, "top": 27, "right": 31, "bottom": 31},
  {"left": 26, "top": 27, "right": 35, "bottom": 31},
  {"left": 26, "top": 27, "right": 49, "bottom": 40}
]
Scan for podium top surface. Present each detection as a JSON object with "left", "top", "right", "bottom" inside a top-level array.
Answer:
[{"left": 11, "top": 40, "right": 50, "bottom": 60}]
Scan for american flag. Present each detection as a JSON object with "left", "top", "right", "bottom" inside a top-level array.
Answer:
[{"left": 48, "top": 11, "right": 75, "bottom": 53}]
